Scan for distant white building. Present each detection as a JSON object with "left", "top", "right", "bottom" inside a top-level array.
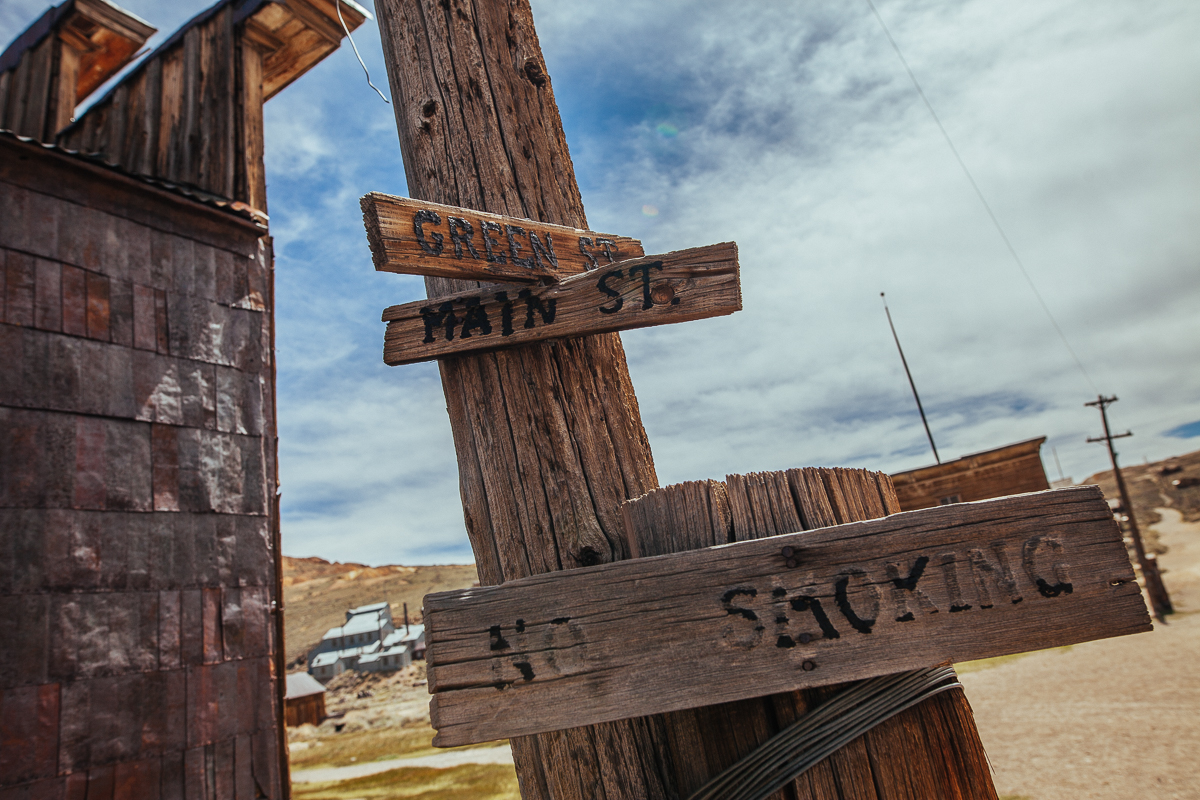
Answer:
[{"left": 308, "top": 601, "right": 426, "bottom": 683}]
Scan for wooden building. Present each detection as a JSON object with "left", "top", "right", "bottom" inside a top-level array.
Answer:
[
  {"left": 0, "top": 0, "right": 366, "bottom": 797},
  {"left": 890, "top": 437, "right": 1051, "bottom": 512},
  {"left": 284, "top": 672, "right": 327, "bottom": 727}
]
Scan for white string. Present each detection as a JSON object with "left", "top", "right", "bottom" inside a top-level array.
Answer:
[{"left": 337, "top": 0, "right": 390, "bottom": 104}]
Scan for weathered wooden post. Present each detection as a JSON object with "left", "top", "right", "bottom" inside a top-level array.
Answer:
[
  {"left": 371, "top": 2, "right": 673, "bottom": 794},
  {"left": 364, "top": 2, "right": 1151, "bottom": 798}
]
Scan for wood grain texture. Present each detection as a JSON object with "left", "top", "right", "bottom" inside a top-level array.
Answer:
[
  {"left": 380, "top": 242, "right": 739, "bottom": 365},
  {"left": 0, "top": 0, "right": 154, "bottom": 142},
  {"left": 375, "top": 0, "right": 677, "bottom": 796},
  {"left": 425, "top": 486, "right": 1150, "bottom": 746},
  {"left": 362, "top": 192, "right": 643, "bottom": 282},
  {"left": 48, "top": 0, "right": 358, "bottom": 212}
]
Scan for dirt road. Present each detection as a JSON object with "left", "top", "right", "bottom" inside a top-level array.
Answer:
[
  {"left": 960, "top": 508, "right": 1200, "bottom": 799},
  {"left": 290, "top": 745, "right": 514, "bottom": 784}
]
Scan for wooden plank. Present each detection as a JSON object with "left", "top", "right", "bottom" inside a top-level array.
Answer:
[
  {"left": 380, "top": 242, "right": 740, "bottom": 365},
  {"left": 237, "top": 40, "right": 267, "bottom": 212},
  {"left": 3, "top": 52, "right": 31, "bottom": 134},
  {"left": 0, "top": 70, "right": 11, "bottom": 130},
  {"left": 156, "top": 47, "right": 184, "bottom": 179},
  {"left": 19, "top": 36, "right": 55, "bottom": 140},
  {"left": 362, "top": 192, "right": 645, "bottom": 283},
  {"left": 424, "top": 486, "right": 1150, "bottom": 746},
  {"left": 53, "top": 40, "right": 82, "bottom": 136}
]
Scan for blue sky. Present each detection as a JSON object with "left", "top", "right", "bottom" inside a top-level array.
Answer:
[{"left": 4, "top": 0, "right": 1199, "bottom": 565}]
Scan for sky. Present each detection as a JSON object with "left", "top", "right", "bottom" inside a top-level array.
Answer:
[{"left": 4, "top": 0, "right": 1199, "bottom": 566}]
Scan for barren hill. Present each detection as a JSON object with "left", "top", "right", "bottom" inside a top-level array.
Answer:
[
  {"left": 282, "top": 556, "right": 478, "bottom": 668},
  {"left": 1079, "top": 447, "right": 1200, "bottom": 551}
]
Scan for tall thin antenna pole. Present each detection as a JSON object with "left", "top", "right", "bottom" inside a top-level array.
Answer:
[
  {"left": 1052, "top": 446, "right": 1065, "bottom": 482},
  {"left": 1085, "top": 395, "right": 1172, "bottom": 621},
  {"left": 882, "top": 293, "right": 940, "bottom": 464}
]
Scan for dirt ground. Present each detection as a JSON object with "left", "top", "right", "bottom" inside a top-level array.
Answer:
[{"left": 960, "top": 507, "right": 1200, "bottom": 799}]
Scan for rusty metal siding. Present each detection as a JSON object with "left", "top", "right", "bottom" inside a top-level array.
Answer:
[{"left": 0, "top": 135, "right": 282, "bottom": 798}]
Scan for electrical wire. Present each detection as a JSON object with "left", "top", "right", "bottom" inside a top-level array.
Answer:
[
  {"left": 337, "top": 0, "right": 390, "bottom": 104},
  {"left": 687, "top": 666, "right": 963, "bottom": 800},
  {"left": 864, "top": 0, "right": 1097, "bottom": 394}
]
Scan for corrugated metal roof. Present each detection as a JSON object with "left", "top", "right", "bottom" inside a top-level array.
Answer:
[
  {"left": 383, "top": 624, "right": 424, "bottom": 648},
  {"left": 348, "top": 601, "right": 389, "bottom": 616},
  {"left": 285, "top": 671, "right": 327, "bottom": 699},
  {"left": 0, "top": 128, "right": 268, "bottom": 227},
  {"left": 311, "top": 641, "right": 381, "bottom": 667}
]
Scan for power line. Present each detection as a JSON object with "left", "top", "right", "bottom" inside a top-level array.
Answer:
[{"left": 864, "top": 0, "right": 1097, "bottom": 395}]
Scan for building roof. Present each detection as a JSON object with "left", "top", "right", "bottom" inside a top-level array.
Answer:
[
  {"left": 384, "top": 624, "right": 425, "bottom": 647},
  {"left": 359, "top": 644, "right": 411, "bottom": 665},
  {"left": 309, "top": 651, "right": 342, "bottom": 668},
  {"left": 60, "top": 0, "right": 369, "bottom": 125},
  {"left": 0, "top": 129, "right": 268, "bottom": 227},
  {"left": 311, "top": 642, "right": 380, "bottom": 667},
  {"left": 322, "top": 613, "right": 387, "bottom": 640},
  {"left": 285, "top": 671, "right": 326, "bottom": 699},
  {"left": 348, "top": 601, "right": 389, "bottom": 617},
  {"left": 0, "top": 0, "right": 155, "bottom": 95},
  {"left": 889, "top": 437, "right": 1048, "bottom": 483}
]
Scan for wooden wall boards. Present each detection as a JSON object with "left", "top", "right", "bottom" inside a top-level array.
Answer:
[
  {"left": 53, "top": 0, "right": 369, "bottom": 213},
  {"left": 0, "top": 0, "right": 155, "bottom": 141},
  {"left": 1, "top": 0, "right": 367, "bottom": 796},
  {"left": 0, "top": 129, "right": 283, "bottom": 799},
  {"left": 891, "top": 437, "right": 1051, "bottom": 511}
]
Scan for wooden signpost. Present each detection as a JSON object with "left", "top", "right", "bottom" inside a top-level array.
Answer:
[
  {"left": 379, "top": 242, "right": 740, "bottom": 365},
  {"left": 424, "top": 485, "right": 1149, "bottom": 746},
  {"left": 363, "top": 193, "right": 644, "bottom": 282},
  {"left": 364, "top": 1, "right": 1154, "bottom": 797}
]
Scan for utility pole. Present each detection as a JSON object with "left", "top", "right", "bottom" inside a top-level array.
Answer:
[
  {"left": 1086, "top": 395, "right": 1172, "bottom": 620},
  {"left": 882, "top": 293, "right": 940, "bottom": 463}
]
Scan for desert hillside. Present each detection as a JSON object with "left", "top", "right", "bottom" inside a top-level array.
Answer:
[
  {"left": 282, "top": 556, "right": 478, "bottom": 667},
  {"left": 1079, "top": 448, "right": 1200, "bottom": 551}
]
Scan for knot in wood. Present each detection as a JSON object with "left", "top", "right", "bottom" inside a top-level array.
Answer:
[
  {"left": 421, "top": 99, "right": 439, "bottom": 118},
  {"left": 523, "top": 58, "right": 548, "bottom": 87},
  {"left": 650, "top": 283, "right": 676, "bottom": 305},
  {"left": 577, "top": 546, "right": 604, "bottom": 567}
]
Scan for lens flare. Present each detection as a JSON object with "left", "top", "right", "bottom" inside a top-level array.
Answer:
[
  {"left": 656, "top": 123, "right": 679, "bottom": 138},
  {"left": 642, "top": 205, "right": 659, "bottom": 216}
]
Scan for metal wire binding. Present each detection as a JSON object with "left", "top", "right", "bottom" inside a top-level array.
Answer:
[
  {"left": 687, "top": 666, "right": 963, "bottom": 800},
  {"left": 336, "top": 0, "right": 390, "bottom": 104}
]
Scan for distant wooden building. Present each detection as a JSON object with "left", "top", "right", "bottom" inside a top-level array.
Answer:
[
  {"left": 0, "top": 0, "right": 365, "bottom": 797},
  {"left": 284, "top": 672, "right": 327, "bottom": 727},
  {"left": 890, "top": 437, "right": 1051, "bottom": 512}
]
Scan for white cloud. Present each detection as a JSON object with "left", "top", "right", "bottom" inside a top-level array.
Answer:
[{"left": 5, "top": 0, "right": 1197, "bottom": 564}]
